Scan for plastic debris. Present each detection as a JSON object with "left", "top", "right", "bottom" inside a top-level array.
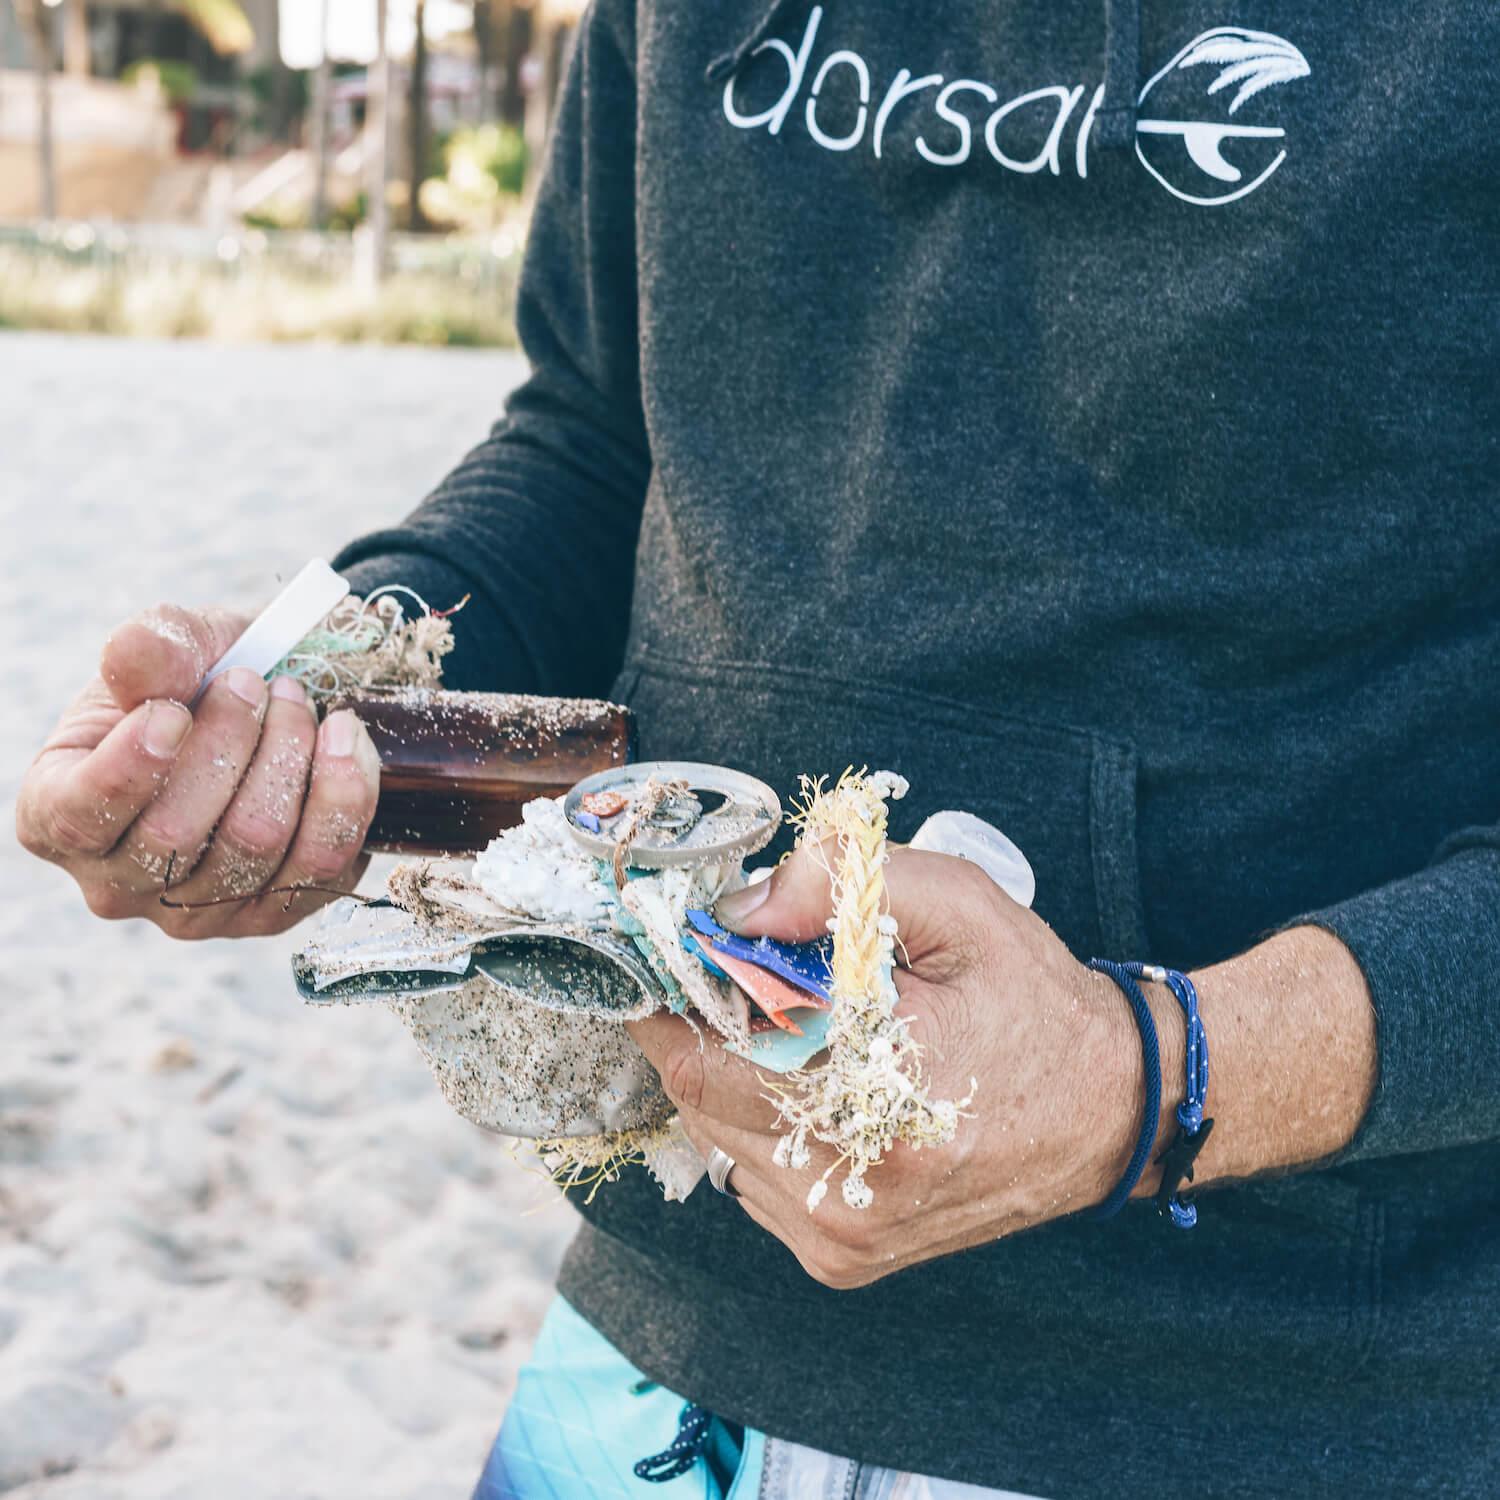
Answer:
[{"left": 684, "top": 909, "right": 833, "bottom": 1003}]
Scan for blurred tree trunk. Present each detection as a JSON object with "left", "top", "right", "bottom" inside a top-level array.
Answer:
[
  {"left": 471, "top": 0, "right": 494, "bottom": 123},
  {"left": 524, "top": 6, "right": 573, "bottom": 180},
  {"left": 146, "top": 0, "right": 167, "bottom": 55},
  {"left": 407, "top": 0, "right": 428, "bottom": 232},
  {"left": 547, "top": 16, "right": 571, "bottom": 112},
  {"left": 522, "top": 5, "right": 553, "bottom": 176},
  {"left": 63, "top": 0, "right": 90, "bottom": 77},
  {"left": 309, "top": 0, "right": 332, "bottom": 228},
  {"left": 498, "top": 0, "right": 529, "bottom": 127},
  {"left": 263, "top": 0, "right": 298, "bottom": 143},
  {"left": 14, "top": 0, "right": 58, "bottom": 220},
  {"left": 358, "top": 0, "right": 390, "bottom": 288}
]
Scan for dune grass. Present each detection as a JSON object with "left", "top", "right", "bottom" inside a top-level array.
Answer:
[{"left": 0, "top": 240, "right": 519, "bottom": 348}]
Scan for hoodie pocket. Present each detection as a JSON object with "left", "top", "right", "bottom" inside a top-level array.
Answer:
[{"left": 611, "top": 654, "right": 1150, "bottom": 962}]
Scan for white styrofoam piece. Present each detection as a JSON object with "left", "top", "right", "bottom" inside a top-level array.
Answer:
[
  {"left": 193, "top": 559, "right": 349, "bottom": 704},
  {"left": 910, "top": 809, "right": 1036, "bottom": 908}
]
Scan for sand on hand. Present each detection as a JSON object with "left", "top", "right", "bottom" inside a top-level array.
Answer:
[{"left": 0, "top": 334, "right": 574, "bottom": 1500}]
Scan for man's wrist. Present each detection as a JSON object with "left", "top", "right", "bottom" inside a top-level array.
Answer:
[{"left": 1127, "top": 927, "right": 1377, "bottom": 1201}]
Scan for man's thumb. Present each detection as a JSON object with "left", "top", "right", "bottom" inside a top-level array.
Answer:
[
  {"left": 100, "top": 605, "right": 249, "bottom": 712},
  {"left": 715, "top": 842, "right": 836, "bottom": 945},
  {"left": 717, "top": 843, "right": 985, "bottom": 962}
]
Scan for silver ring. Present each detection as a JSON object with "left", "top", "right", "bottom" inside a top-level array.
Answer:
[{"left": 706, "top": 1146, "right": 740, "bottom": 1197}]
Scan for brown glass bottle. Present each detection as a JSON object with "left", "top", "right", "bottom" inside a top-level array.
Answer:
[{"left": 330, "top": 689, "right": 634, "bottom": 855}]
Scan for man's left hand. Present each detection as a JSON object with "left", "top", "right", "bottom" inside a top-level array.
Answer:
[
  {"left": 629, "top": 830, "right": 1379, "bottom": 1289},
  {"left": 627, "top": 843, "right": 1153, "bottom": 1289}
]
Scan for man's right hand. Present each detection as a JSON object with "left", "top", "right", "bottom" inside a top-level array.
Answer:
[{"left": 15, "top": 604, "right": 381, "bottom": 939}]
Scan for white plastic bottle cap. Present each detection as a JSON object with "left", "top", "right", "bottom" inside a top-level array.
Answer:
[
  {"left": 193, "top": 559, "right": 350, "bottom": 705},
  {"left": 909, "top": 810, "right": 1036, "bottom": 909}
]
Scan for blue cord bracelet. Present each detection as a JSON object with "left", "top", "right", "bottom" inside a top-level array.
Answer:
[
  {"left": 1139, "top": 963, "right": 1214, "bottom": 1229},
  {"left": 1086, "top": 958, "right": 1163, "bottom": 1220},
  {"left": 1092, "top": 961, "right": 1214, "bottom": 1229}
]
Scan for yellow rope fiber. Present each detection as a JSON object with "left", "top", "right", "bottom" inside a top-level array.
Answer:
[{"left": 772, "top": 769, "right": 970, "bottom": 1211}]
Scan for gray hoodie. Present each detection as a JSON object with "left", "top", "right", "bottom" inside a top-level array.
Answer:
[{"left": 337, "top": 1, "right": 1500, "bottom": 1492}]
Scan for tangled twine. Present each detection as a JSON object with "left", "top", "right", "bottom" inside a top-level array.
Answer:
[{"left": 273, "top": 585, "right": 465, "bottom": 703}]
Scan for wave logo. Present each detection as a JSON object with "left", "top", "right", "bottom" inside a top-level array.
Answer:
[{"left": 1135, "top": 28, "right": 1311, "bottom": 205}]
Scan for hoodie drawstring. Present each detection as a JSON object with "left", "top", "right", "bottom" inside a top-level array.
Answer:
[
  {"left": 706, "top": 0, "right": 807, "bottom": 84},
  {"left": 1096, "top": 0, "right": 1141, "bottom": 148}
]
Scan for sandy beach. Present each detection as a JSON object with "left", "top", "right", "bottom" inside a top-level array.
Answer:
[{"left": 0, "top": 332, "right": 575, "bottom": 1498}]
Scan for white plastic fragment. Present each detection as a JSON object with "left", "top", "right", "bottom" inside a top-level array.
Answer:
[
  {"left": 909, "top": 809, "right": 1036, "bottom": 908},
  {"left": 194, "top": 559, "right": 349, "bottom": 704},
  {"left": 641, "top": 1118, "right": 708, "bottom": 1202}
]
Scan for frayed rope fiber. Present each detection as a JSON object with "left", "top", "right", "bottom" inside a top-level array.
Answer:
[{"left": 273, "top": 585, "right": 467, "bottom": 703}]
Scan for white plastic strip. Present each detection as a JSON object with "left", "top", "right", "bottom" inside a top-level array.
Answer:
[
  {"left": 193, "top": 559, "right": 350, "bottom": 705},
  {"left": 909, "top": 809, "right": 1036, "bottom": 908}
]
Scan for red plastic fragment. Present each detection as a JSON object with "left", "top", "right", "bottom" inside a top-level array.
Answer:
[
  {"left": 581, "top": 790, "right": 630, "bottom": 818},
  {"left": 708, "top": 945, "right": 827, "bottom": 1036}
]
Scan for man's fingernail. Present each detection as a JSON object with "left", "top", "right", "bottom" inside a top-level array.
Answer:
[
  {"left": 320, "top": 711, "right": 357, "bottom": 758},
  {"left": 716, "top": 878, "right": 772, "bottom": 928},
  {"left": 352, "top": 719, "right": 383, "bottom": 781},
  {"left": 270, "top": 674, "right": 308, "bottom": 706},
  {"left": 223, "top": 667, "right": 268, "bottom": 709},
  {"left": 143, "top": 700, "right": 193, "bottom": 759}
]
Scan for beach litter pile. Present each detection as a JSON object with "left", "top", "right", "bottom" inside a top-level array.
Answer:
[
  {"left": 292, "top": 763, "right": 1035, "bottom": 1212},
  {"left": 201, "top": 561, "right": 1035, "bottom": 1212}
]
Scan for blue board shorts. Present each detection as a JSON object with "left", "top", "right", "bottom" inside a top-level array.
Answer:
[
  {"left": 472, "top": 1296, "right": 1041, "bottom": 1500},
  {"left": 471, "top": 1295, "right": 760, "bottom": 1499}
]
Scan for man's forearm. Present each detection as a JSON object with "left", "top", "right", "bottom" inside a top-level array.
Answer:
[{"left": 1131, "top": 926, "right": 1378, "bottom": 1198}]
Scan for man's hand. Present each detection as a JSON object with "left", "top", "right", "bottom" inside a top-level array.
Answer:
[
  {"left": 16, "top": 603, "right": 381, "bottom": 938},
  {"left": 627, "top": 841, "right": 1377, "bottom": 1290},
  {"left": 628, "top": 843, "right": 1148, "bottom": 1288}
]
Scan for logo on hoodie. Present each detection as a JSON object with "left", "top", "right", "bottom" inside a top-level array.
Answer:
[
  {"left": 1135, "top": 28, "right": 1311, "bottom": 204},
  {"left": 719, "top": 12, "right": 1311, "bottom": 206}
]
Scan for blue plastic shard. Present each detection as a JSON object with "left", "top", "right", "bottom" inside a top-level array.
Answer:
[
  {"left": 684, "top": 909, "right": 833, "bottom": 1003},
  {"left": 681, "top": 932, "right": 729, "bottom": 980},
  {"left": 576, "top": 810, "right": 602, "bottom": 833}
]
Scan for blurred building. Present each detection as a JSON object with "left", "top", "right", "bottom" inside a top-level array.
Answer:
[{"left": 0, "top": 0, "right": 576, "bottom": 225}]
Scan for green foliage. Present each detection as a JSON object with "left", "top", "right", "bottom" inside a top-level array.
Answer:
[
  {"left": 412, "top": 125, "right": 529, "bottom": 233},
  {"left": 0, "top": 244, "right": 520, "bottom": 350},
  {"left": 123, "top": 59, "right": 199, "bottom": 105},
  {"left": 446, "top": 124, "right": 529, "bottom": 203},
  {"left": 242, "top": 204, "right": 306, "bottom": 232},
  {"left": 327, "top": 191, "right": 370, "bottom": 233}
]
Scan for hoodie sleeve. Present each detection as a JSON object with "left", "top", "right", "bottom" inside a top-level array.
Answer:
[
  {"left": 335, "top": 0, "right": 647, "bottom": 698},
  {"left": 1294, "top": 823, "right": 1500, "bottom": 1163}
]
